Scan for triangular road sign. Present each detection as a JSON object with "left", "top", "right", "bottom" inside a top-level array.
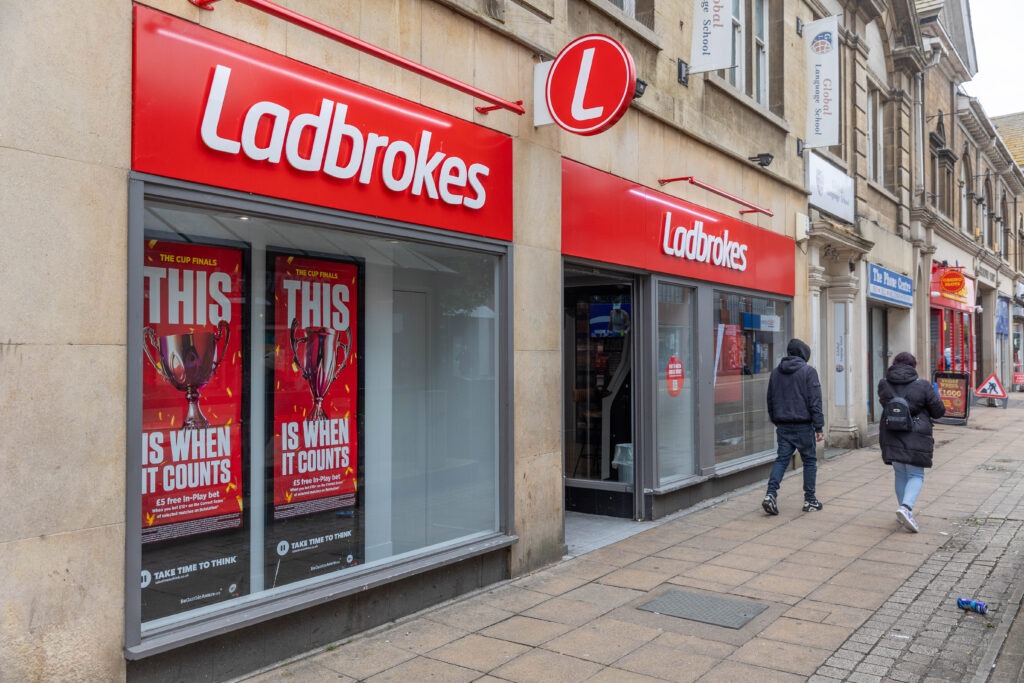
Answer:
[{"left": 974, "top": 373, "right": 1008, "bottom": 399}]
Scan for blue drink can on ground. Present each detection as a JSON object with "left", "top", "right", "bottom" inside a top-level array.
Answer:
[{"left": 957, "top": 597, "right": 987, "bottom": 614}]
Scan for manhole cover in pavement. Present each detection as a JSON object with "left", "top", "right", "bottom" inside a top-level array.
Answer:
[{"left": 638, "top": 590, "right": 768, "bottom": 629}]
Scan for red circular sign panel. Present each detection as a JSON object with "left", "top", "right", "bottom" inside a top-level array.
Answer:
[
  {"left": 940, "top": 270, "right": 965, "bottom": 293},
  {"left": 545, "top": 34, "right": 636, "bottom": 136}
]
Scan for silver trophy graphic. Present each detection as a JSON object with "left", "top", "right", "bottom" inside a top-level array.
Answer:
[
  {"left": 290, "top": 318, "right": 352, "bottom": 422},
  {"left": 143, "top": 320, "right": 231, "bottom": 430}
]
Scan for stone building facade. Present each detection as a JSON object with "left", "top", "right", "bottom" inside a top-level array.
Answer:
[{"left": 2, "top": 0, "right": 1021, "bottom": 681}]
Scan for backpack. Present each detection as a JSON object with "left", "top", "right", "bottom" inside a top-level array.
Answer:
[{"left": 882, "top": 381, "right": 914, "bottom": 431}]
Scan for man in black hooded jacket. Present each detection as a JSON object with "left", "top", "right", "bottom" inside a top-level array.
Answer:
[{"left": 762, "top": 338, "right": 825, "bottom": 515}]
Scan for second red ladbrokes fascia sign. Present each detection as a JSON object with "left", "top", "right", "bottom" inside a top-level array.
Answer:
[
  {"left": 132, "top": 5, "right": 513, "bottom": 241},
  {"left": 561, "top": 160, "right": 795, "bottom": 296}
]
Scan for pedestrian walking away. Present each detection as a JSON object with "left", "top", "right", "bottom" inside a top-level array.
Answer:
[
  {"left": 762, "top": 338, "right": 825, "bottom": 515},
  {"left": 877, "top": 351, "right": 945, "bottom": 533}
]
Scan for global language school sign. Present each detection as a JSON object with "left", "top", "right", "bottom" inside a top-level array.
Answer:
[
  {"left": 132, "top": 5, "right": 513, "bottom": 240},
  {"left": 561, "top": 160, "right": 795, "bottom": 296}
]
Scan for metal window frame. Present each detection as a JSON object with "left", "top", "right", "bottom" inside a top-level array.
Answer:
[{"left": 125, "top": 173, "right": 515, "bottom": 658}]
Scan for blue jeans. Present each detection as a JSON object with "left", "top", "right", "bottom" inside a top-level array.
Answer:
[
  {"left": 766, "top": 423, "right": 817, "bottom": 501},
  {"left": 892, "top": 462, "right": 925, "bottom": 509}
]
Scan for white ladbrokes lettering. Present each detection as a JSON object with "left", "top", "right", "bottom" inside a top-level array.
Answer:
[
  {"left": 660, "top": 212, "right": 748, "bottom": 271},
  {"left": 200, "top": 65, "right": 490, "bottom": 210}
]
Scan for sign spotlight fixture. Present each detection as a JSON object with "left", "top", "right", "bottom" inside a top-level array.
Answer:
[{"left": 748, "top": 153, "right": 774, "bottom": 168}]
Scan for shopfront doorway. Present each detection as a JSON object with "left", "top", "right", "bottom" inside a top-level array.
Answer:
[{"left": 563, "top": 266, "right": 637, "bottom": 518}]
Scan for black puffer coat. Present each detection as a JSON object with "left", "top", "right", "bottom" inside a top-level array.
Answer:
[
  {"left": 877, "top": 363, "right": 946, "bottom": 467},
  {"left": 766, "top": 356, "right": 824, "bottom": 431}
]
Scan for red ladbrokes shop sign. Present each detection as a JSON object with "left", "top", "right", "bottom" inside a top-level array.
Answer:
[{"left": 132, "top": 6, "right": 513, "bottom": 240}]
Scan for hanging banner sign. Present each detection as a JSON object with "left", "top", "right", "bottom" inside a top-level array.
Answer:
[
  {"left": 805, "top": 16, "right": 840, "bottom": 148},
  {"left": 141, "top": 239, "right": 245, "bottom": 542},
  {"left": 269, "top": 253, "right": 360, "bottom": 520},
  {"left": 689, "top": 1, "right": 733, "bottom": 73}
]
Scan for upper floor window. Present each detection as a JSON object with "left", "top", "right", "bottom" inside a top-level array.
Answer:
[
  {"left": 721, "top": 0, "right": 779, "bottom": 108},
  {"left": 960, "top": 154, "right": 973, "bottom": 235},
  {"left": 753, "top": 0, "right": 768, "bottom": 104},
  {"left": 866, "top": 87, "right": 889, "bottom": 186},
  {"left": 999, "top": 194, "right": 1009, "bottom": 256},
  {"left": 928, "top": 114, "right": 955, "bottom": 216},
  {"left": 982, "top": 180, "right": 993, "bottom": 246},
  {"left": 608, "top": 0, "right": 654, "bottom": 30},
  {"left": 728, "top": 0, "right": 744, "bottom": 90}
]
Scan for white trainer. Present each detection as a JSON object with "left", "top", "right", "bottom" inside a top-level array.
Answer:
[{"left": 896, "top": 506, "right": 919, "bottom": 533}]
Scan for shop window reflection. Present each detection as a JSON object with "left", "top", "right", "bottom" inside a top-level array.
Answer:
[
  {"left": 656, "top": 283, "right": 695, "bottom": 485},
  {"left": 712, "top": 291, "right": 789, "bottom": 464}
]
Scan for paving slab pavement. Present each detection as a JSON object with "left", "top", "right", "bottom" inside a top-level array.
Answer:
[{"left": 236, "top": 397, "right": 1024, "bottom": 683}]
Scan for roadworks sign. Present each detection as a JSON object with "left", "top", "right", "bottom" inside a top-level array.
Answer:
[
  {"left": 973, "top": 373, "right": 1008, "bottom": 409},
  {"left": 974, "top": 373, "right": 1007, "bottom": 399}
]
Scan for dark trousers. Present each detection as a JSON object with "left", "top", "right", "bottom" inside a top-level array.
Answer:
[{"left": 766, "top": 423, "right": 817, "bottom": 501}]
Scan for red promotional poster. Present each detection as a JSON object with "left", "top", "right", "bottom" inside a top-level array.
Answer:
[
  {"left": 270, "top": 253, "right": 359, "bottom": 519},
  {"left": 714, "top": 324, "right": 744, "bottom": 403},
  {"left": 141, "top": 240, "right": 245, "bottom": 541},
  {"left": 666, "top": 355, "right": 684, "bottom": 397}
]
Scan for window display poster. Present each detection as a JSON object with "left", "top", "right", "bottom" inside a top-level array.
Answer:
[
  {"left": 935, "top": 371, "right": 970, "bottom": 423},
  {"left": 714, "top": 324, "right": 744, "bottom": 403},
  {"left": 140, "top": 239, "right": 248, "bottom": 621},
  {"left": 266, "top": 253, "right": 363, "bottom": 586},
  {"left": 141, "top": 239, "right": 245, "bottom": 540}
]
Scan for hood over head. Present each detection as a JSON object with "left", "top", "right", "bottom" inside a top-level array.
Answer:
[{"left": 786, "top": 338, "right": 811, "bottom": 361}]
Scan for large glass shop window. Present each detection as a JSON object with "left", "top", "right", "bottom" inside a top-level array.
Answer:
[
  {"left": 712, "top": 291, "right": 790, "bottom": 465},
  {"left": 138, "top": 200, "right": 501, "bottom": 626},
  {"left": 656, "top": 282, "right": 696, "bottom": 485}
]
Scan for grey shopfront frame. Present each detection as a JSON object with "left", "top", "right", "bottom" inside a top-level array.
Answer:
[
  {"left": 124, "top": 175, "right": 516, "bottom": 675},
  {"left": 564, "top": 259, "right": 793, "bottom": 522}
]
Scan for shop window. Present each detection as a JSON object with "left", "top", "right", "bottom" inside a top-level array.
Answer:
[
  {"left": 960, "top": 153, "right": 974, "bottom": 236},
  {"left": 982, "top": 180, "right": 993, "bottom": 246},
  {"left": 131, "top": 195, "right": 504, "bottom": 632},
  {"left": 656, "top": 282, "right": 696, "bottom": 486},
  {"left": 866, "top": 86, "right": 891, "bottom": 188},
  {"left": 712, "top": 291, "right": 790, "bottom": 466},
  {"left": 721, "top": 0, "right": 781, "bottom": 111},
  {"left": 999, "top": 195, "right": 1009, "bottom": 256}
]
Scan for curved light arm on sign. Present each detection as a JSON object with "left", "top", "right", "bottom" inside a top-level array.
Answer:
[
  {"left": 657, "top": 177, "right": 774, "bottom": 217},
  {"left": 189, "top": 0, "right": 526, "bottom": 115}
]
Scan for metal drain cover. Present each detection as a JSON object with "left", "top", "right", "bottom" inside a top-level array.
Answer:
[{"left": 638, "top": 589, "right": 768, "bottom": 629}]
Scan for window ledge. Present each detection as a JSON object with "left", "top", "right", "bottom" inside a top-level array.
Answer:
[
  {"left": 704, "top": 73, "right": 791, "bottom": 135},
  {"left": 651, "top": 474, "right": 709, "bottom": 495},
  {"left": 126, "top": 533, "right": 517, "bottom": 660},
  {"left": 710, "top": 449, "right": 777, "bottom": 477},
  {"left": 865, "top": 178, "right": 898, "bottom": 204}
]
